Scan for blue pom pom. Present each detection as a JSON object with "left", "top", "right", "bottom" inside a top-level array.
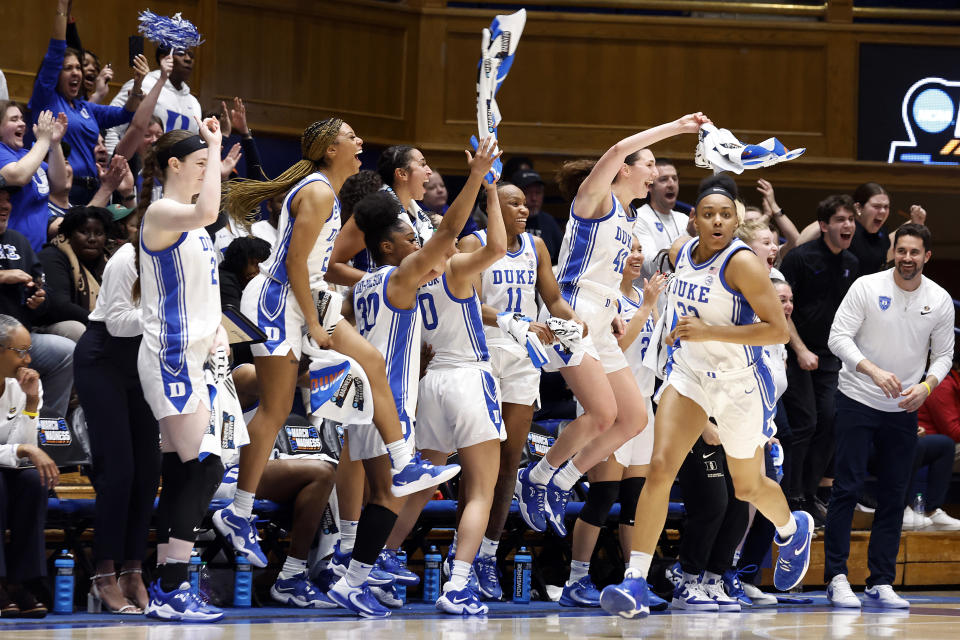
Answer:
[{"left": 138, "top": 10, "right": 204, "bottom": 50}]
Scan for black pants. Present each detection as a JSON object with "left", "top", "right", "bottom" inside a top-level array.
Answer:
[
  {"left": 676, "top": 438, "right": 750, "bottom": 575},
  {"left": 781, "top": 357, "right": 839, "bottom": 502},
  {"left": 824, "top": 393, "right": 917, "bottom": 586},
  {"left": 74, "top": 322, "right": 161, "bottom": 564},
  {"left": 0, "top": 469, "right": 48, "bottom": 581},
  {"left": 908, "top": 433, "right": 956, "bottom": 511}
]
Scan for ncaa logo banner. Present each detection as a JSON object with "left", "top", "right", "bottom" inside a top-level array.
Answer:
[{"left": 888, "top": 77, "right": 960, "bottom": 165}]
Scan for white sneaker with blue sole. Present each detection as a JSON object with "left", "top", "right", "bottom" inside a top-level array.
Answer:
[
  {"left": 212, "top": 505, "right": 268, "bottom": 568},
  {"left": 864, "top": 584, "right": 909, "bottom": 609}
]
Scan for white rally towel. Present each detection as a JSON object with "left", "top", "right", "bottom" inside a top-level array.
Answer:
[
  {"left": 300, "top": 336, "right": 373, "bottom": 425},
  {"left": 695, "top": 122, "right": 805, "bottom": 175},
  {"left": 536, "top": 311, "right": 586, "bottom": 372},
  {"left": 496, "top": 311, "right": 550, "bottom": 369},
  {"left": 199, "top": 349, "right": 250, "bottom": 461}
]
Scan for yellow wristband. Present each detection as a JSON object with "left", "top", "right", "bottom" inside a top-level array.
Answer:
[
  {"left": 22, "top": 410, "right": 39, "bottom": 417},
  {"left": 921, "top": 381, "right": 932, "bottom": 396}
]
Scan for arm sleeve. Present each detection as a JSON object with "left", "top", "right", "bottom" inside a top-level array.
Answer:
[
  {"left": 240, "top": 136, "right": 266, "bottom": 180},
  {"left": 88, "top": 101, "right": 134, "bottom": 130},
  {"left": 103, "top": 79, "right": 135, "bottom": 155},
  {"left": 779, "top": 248, "right": 802, "bottom": 290},
  {"left": 0, "top": 387, "right": 34, "bottom": 468},
  {"left": 632, "top": 217, "right": 657, "bottom": 261},
  {"left": 920, "top": 375, "right": 960, "bottom": 441},
  {"left": 19, "top": 239, "right": 50, "bottom": 322},
  {"left": 103, "top": 247, "right": 143, "bottom": 337},
  {"left": 38, "top": 249, "right": 90, "bottom": 323},
  {"left": 926, "top": 293, "right": 956, "bottom": 384},
  {"left": 28, "top": 39, "right": 67, "bottom": 117},
  {"left": 827, "top": 279, "right": 868, "bottom": 368}
]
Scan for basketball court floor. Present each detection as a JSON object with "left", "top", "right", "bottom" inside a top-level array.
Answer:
[{"left": 2, "top": 593, "right": 959, "bottom": 639}]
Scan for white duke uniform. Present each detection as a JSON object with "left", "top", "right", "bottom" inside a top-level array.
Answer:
[
  {"left": 556, "top": 193, "right": 635, "bottom": 373},
  {"left": 474, "top": 230, "right": 541, "bottom": 406},
  {"left": 663, "top": 238, "right": 777, "bottom": 459},
  {"left": 347, "top": 266, "right": 422, "bottom": 460},
  {"left": 138, "top": 227, "right": 221, "bottom": 420},
  {"left": 416, "top": 274, "right": 504, "bottom": 453},
  {"left": 242, "top": 172, "right": 341, "bottom": 360}
]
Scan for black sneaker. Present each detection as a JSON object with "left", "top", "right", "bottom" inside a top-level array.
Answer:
[
  {"left": 11, "top": 587, "right": 47, "bottom": 619},
  {"left": 0, "top": 586, "right": 20, "bottom": 618}
]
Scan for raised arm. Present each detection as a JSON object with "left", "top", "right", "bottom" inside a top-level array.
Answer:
[
  {"left": 447, "top": 180, "right": 507, "bottom": 291},
  {"left": 573, "top": 114, "right": 708, "bottom": 219},
  {"left": 114, "top": 54, "right": 172, "bottom": 160},
  {"left": 45, "top": 113, "right": 69, "bottom": 193},
  {"left": 0, "top": 111, "right": 56, "bottom": 185},
  {"left": 757, "top": 179, "right": 800, "bottom": 259},
  {"left": 619, "top": 274, "right": 667, "bottom": 350}
]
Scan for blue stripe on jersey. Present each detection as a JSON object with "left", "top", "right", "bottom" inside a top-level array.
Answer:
[
  {"left": 385, "top": 310, "right": 416, "bottom": 440},
  {"left": 753, "top": 357, "right": 778, "bottom": 437},
  {"left": 152, "top": 248, "right": 192, "bottom": 412},
  {"left": 557, "top": 213, "right": 600, "bottom": 289},
  {"left": 527, "top": 233, "right": 539, "bottom": 269},
  {"left": 481, "top": 370, "right": 503, "bottom": 432}
]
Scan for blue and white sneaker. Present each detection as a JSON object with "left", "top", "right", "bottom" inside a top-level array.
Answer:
[
  {"left": 671, "top": 578, "right": 719, "bottom": 612},
  {"left": 701, "top": 575, "right": 740, "bottom": 612},
  {"left": 863, "top": 584, "right": 909, "bottom": 609},
  {"left": 391, "top": 452, "right": 461, "bottom": 497},
  {"left": 473, "top": 555, "right": 502, "bottom": 600},
  {"left": 646, "top": 584, "right": 669, "bottom": 612},
  {"left": 436, "top": 582, "right": 488, "bottom": 615},
  {"left": 327, "top": 578, "right": 391, "bottom": 618},
  {"left": 212, "top": 505, "right": 268, "bottom": 568},
  {"left": 376, "top": 549, "right": 420, "bottom": 586},
  {"left": 545, "top": 479, "right": 571, "bottom": 537},
  {"left": 330, "top": 542, "right": 395, "bottom": 586},
  {"left": 145, "top": 580, "right": 224, "bottom": 622},
  {"left": 514, "top": 463, "right": 548, "bottom": 532},
  {"left": 370, "top": 583, "right": 404, "bottom": 609},
  {"left": 271, "top": 572, "right": 338, "bottom": 608},
  {"left": 722, "top": 568, "right": 753, "bottom": 606},
  {"left": 773, "top": 511, "right": 814, "bottom": 591},
  {"left": 559, "top": 576, "right": 601, "bottom": 607},
  {"left": 313, "top": 566, "right": 338, "bottom": 592},
  {"left": 600, "top": 575, "right": 650, "bottom": 619},
  {"left": 666, "top": 561, "right": 683, "bottom": 588}
]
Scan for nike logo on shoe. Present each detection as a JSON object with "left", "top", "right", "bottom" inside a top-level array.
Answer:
[
  {"left": 450, "top": 595, "right": 472, "bottom": 604},
  {"left": 793, "top": 534, "right": 810, "bottom": 557}
]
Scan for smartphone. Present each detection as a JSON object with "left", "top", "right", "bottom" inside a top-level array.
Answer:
[{"left": 128, "top": 35, "right": 144, "bottom": 67}]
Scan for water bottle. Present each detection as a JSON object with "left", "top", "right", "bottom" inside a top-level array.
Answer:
[
  {"left": 395, "top": 550, "right": 407, "bottom": 604},
  {"left": 913, "top": 493, "right": 926, "bottom": 519},
  {"left": 513, "top": 546, "right": 532, "bottom": 604},
  {"left": 769, "top": 442, "right": 784, "bottom": 483},
  {"left": 188, "top": 549, "right": 202, "bottom": 595},
  {"left": 53, "top": 550, "right": 75, "bottom": 614},
  {"left": 234, "top": 553, "right": 252, "bottom": 607},
  {"left": 423, "top": 545, "right": 442, "bottom": 602}
]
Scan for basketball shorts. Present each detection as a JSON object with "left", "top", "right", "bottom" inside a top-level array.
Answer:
[{"left": 416, "top": 366, "right": 505, "bottom": 453}]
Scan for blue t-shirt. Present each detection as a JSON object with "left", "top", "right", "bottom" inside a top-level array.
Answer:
[
  {"left": 27, "top": 39, "right": 133, "bottom": 185},
  {"left": 0, "top": 143, "right": 50, "bottom": 252}
]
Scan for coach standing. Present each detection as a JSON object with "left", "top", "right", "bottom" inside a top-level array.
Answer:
[{"left": 824, "top": 223, "right": 954, "bottom": 610}]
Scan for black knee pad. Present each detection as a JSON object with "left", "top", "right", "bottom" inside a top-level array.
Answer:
[
  {"left": 353, "top": 503, "right": 398, "bottom": 565},
  {"left": 579, "top": 481, "right": 620, "bottom": 528},
  {"left": 168, "top": 455, "right": 225, "bottom": 541},
  {"left": 618, "top": 477, "right": 646, "bottom": 526}
]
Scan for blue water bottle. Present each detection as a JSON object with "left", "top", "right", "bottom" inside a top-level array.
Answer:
[
  {"left": 395, "top": 550, "right": 407, "bottom": 604},
  {"left": 53, "top": 549, "right": 75, "bottom": 614},
  {"left": 188, "top": 549, "right": 202, "bottom": 595},
  {"left": 513, "top": 546, "right": 532, "bottom": 604},
  {"left": 234, "top": 553, "right": 252, "bottom": 607},
  {"left": 423, "top": 545, "right": 442, "bottom": 602},
  {"left": 769, "top": 442, "right": 784, "bottom": 483}
]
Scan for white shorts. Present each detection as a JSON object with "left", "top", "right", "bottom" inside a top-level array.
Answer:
[
  {"left": 490, "top": 345, "right": 540, "bottom": 407},
  {"left": 346, "top": 422, "right": 415, "bottom": 462},
  {"left": 575, "top": 396, "right": 654, "bottom": 467},
  {"left": 416, "top": 367, "right": 505, "bottom": 453},
  {"left": 568, "top": 293, "right": 627, "bottom": 375},
  {"left": 138, "top": 332, "right": 214, "bottom": 420},
  {"left": 242, "top": 274, "right": 342, "bottom": 361},
  {"left": 664, "top": 357, "right": 777, "bottom": 459}
]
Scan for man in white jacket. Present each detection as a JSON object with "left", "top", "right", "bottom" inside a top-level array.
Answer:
[
  {"left": 104, "top": 48, "right": 202, "bottom": 154},
  {"left": 824, "top": 223, "right": 954, "bottom": 610}
]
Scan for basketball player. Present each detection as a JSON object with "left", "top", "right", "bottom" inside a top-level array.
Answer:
[
  {"left": 600, "top": 181, "right": 813, "bottom": 619},
  {"left": 136, "top": 119, "right": 227, "bottom": 622}
]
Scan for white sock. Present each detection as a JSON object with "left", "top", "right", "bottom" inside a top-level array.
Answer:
[
  {"left": 776, "top": 514, "right": 798, "bottom": 541},
  {"left": 625, "top": 551, "right": 653, "bottom": 579},
  {"left": 529, "top": 458, "right": 558, "bottom": 486},
  {"left": 568, "top": 560, "right": 590, "bottom": 584},
  {"left": 386, "top": 439, "right": 413, "bottom": 472},
  {"left": 478, "top": 537, "right": 499, "bottom": 559},
  {"left": 448, "top": 531, "right": 458, "bottom": 557},
  {"left": 280, "top": 556, "right": 308, "bottom": 580},
  {"left": 552, "top": 461, "right": 583, "bottom": 491},
  {"left": 450, "top": 559, "right": 472, "bottom": 589},
  {"left": 233, "top": 489, "right": 255, "bottom": 519},
  {"left": 340, "top": 520, "right": 359, "bottom": 553},
  {"left": 344, "top": 559, "right": 373, "bottom": 588},
  {"left": 703, "top": 570, "right": 722, "bottom": 583}
]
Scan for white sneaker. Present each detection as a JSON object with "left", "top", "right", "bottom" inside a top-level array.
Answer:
[
  {"left": 928, "top": 508, "right": 960, "bottom": 531},
  {"left": 701, "top": 575, "right": 740, "bottom": 612},
  {"left": 671, "top": 579, "right": 719, "bottom": 612},
  {"left": 903, "top": 506, "right": 932, "bottom": 530},
  {"left": 827, "top": 575, "right": 861, "bottom": 609},
  {"left": 863, "top": 584, "right": 909, "bottom": 609},
  {"left": 742, "top": 582, "right": 778, "bottom": 606}
]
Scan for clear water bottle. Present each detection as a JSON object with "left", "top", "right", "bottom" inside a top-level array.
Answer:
[
  {"left": 769, "top": 442, "right": 784, "bottom": 484},
  {"left": 395, "top": 550, "right": 407, "bottom": 604},
  {"left": 913, "top": 493, "right": 926, "bottom": 519},
  {"left": 423, "top": 545, "right": 442, "bottom": 602},
  {"left": 513, "top": 546, "right": 532, "bottom": 604},
  {"left": 234, "top": 553, "right": 252, "bottom": 607},
  {"left": 188, "top": 549, "right": 202, "bottom": 595},
  {"left": 53, "top": 549, "right": 75, "bottom": 614}
]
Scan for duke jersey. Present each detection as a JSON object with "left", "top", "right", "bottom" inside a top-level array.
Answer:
[
  {"left": 666, "top": 238, "right": 760, "bottom": 373},
  {"left": 556, "top": 192, "right": 635, "bottom": 306},
  {"left": 418, "top": 273, "right": 490, "bottom": 370},
  {"left": 259, "top": 172, "right": 341, "bottom": 291},
  {"left": 620, "top": 287, "right": 656, "bottom": 395},
  {"left": 353, "top": 266, "right": 421, "bottom": 438},
  {"left": 473, "top": 230, "right": 539, "bottom": 356}
]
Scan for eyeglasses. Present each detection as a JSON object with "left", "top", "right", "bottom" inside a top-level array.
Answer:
[{"left": 3, "top": 345, "right": 30, "bottom": 358}]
